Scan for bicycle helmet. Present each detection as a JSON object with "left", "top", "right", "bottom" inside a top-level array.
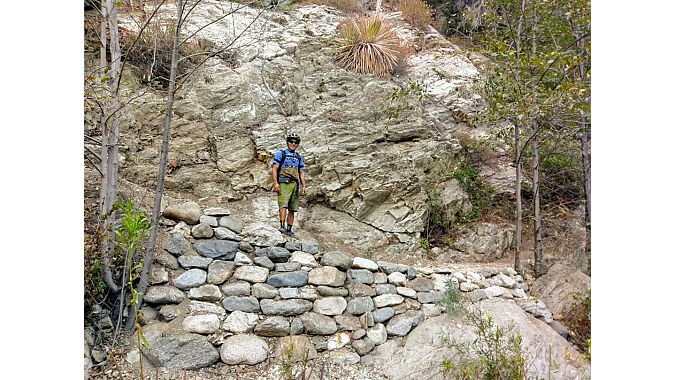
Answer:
[{"left": 287, "top": 132, "right": 301, "bottom": 142}]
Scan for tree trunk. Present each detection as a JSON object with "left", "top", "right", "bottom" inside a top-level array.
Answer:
[
  {"left": 514, "top": 122, "right": 523, "bottom": 274},
  {"left": 581, "top": 125, "right": 591, "bottom": 255},
  {"left": 100, "top": 0, "right": 122, "bottom": 293},
  {"left": 127, "top": 0, "right": 185, "bottom": 331},
  {"left": 532, "top": 120, "right": 543, "bottom": 277}
]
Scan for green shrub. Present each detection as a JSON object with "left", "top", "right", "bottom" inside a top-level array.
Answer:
[
  {"left": 398, "top": 0, "right": 434, "bottom": 28},
  {"left": 438, "top": 280, "right": 464, "bottom": 314},
  {"left": 335, "top": 17, "right": 402, "bottom": 78},
  {"left": 382, "top": 80, "right": 428, "bottom": 119},
  {"left": 443, "top": 305, "right": 531, "bottom": 380},
  {"left": 419, "top": 237, "right": 431, "bottom": 250},
  {"left": 451, "top": 160, "right": 495, "bottom": 222}
]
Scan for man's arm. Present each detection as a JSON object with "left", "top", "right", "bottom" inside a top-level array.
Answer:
[
  {"left": 272, "top": 163, "right": 280, "bottom": 193},
  {"left": 299, "top": 170, "right": 307, "bottom": 196}
]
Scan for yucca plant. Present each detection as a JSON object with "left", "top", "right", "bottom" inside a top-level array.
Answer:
[{"left": 335, "top": 17, "right": 402, "bottom": 78}]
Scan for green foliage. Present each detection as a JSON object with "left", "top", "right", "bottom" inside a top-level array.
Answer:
[
  {"left": 398, "top": 0, "right": 434, "bottom": 29},
  {"left": 382, "top": 80, "right": 428, "bottom": 119},
  {"left": 335, "top": 17, "right": 403, "bottom": 78},
  {"left": 443, "top": 305, "right": 531, "bottom": 380},
  {"left": 563, "top": 290, "right": 591, "bottom": 360},
  {"left": 438, "top": 280, "right": 464, "bottom": 315},
  {"left": 419, "top": 237, "right": 431, "bottom": 250},
  {"left": 424, "top": 187, "right": 452, "bottom": 240},
  {"left": 452, "top": 159, "right": 495, "bottom": 223},
  {"left": 279, "top": 340, "right": 311, "bottom": 380}
]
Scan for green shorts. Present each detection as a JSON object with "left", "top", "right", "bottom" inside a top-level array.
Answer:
[{"left": 278, "top": 181, "right": 300, "bottom": 212}]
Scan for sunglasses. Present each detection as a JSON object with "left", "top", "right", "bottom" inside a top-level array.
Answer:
[{"left": 288, "top": 140, "right": 300, "bottom": 144}]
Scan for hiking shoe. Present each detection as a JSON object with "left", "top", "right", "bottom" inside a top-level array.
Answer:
[
  {"left": 285, "top": 230, "right": 296, "bottom": 238},
  {"left": 278, "top": 227, "right": 287, "bottom": 234}
]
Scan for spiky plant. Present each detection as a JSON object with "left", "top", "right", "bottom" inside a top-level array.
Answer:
[{"left": 335, "top": 17, "right": 401, "bottom": 78}]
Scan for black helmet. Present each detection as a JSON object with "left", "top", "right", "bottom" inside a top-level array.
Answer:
[{"left": 287, "top": 132, "right": 301, "bottom": 142}]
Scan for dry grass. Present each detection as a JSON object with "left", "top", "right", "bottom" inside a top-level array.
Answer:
[
  {"left": 398, "top": 0, "right": 433, "bottom": 29},
  {"left": 335, "top": 16, "right": 403, "bottom": 78}
]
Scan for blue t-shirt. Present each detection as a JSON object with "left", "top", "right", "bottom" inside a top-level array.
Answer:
[{"left": 272, "top": 149, "right": 305, "bottom": 180}]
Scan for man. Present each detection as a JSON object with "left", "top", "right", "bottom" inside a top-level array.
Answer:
[{"left": 271, "top": 132, "right": 308, "bottom": 238}]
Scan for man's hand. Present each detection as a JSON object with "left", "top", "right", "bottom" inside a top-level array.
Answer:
[
  {"left": 273, "top": 183, "right": 280, "bottom": 193},
  {"left": 301, "top": 185, "right": 307, "bottom": 196}
]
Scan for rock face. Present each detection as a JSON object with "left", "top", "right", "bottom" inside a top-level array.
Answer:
[
  {"left": 362, "top": 299, "right": 590, "bottom": 380},
  {"left": 112, "top": 1, "right": 507, "bottom": 253}
]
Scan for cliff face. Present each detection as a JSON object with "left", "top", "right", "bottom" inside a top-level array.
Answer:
[{"left": 110, "top": 2, "right": 514, "bottom": 255}]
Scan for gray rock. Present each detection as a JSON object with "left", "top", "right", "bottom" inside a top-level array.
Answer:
[
  {"left": 150, "top": 266, "right": 169, "bottom": 284},
  {"left": 252, "top": 283, "right": 279, "bottom": 299},
  {"left": 239, "top": 241, "right": 254, "bottom": 253},
  {"left": 260, "top": 299, "right": 313, "bottom": 316},
  {"left": 471, "top": 289, "right": 488, "bottom": 302},
  {"left": 213, "top": 227, "right": 240, "bottom": 241},
  {"left": 320, "top": 251, "right": 354, "bottom": 271},
  {"left": 275, "top": 262, "right": 302, "bottom": 272},
  {"left": 373, "top": 272, "right": 388, "bottom": 284},
  {"left": 241, "top": 223, "right": 286, "bottom": 247},
  {"left": 207, "top": 260, "right": 235, "bottom": 284},
  {"left": 187, "top": 284, "right": 222, "bottom": 302},
  {"left": 372, "top": 307, "right": 395, "bottom": 323},
  {"left": 309, "top": 267, "right": 347, "bottom": 287},
  {"left": 267, "top": 247, "right": 291, "bottom": 263},
  {"left": 352, "top": 329, "right": 366, "bottom": 340},
  {"left": 352, "top": 257, "right": 379, "bottom": 271},
  {"left": 327, "top": 332, "right": 351, "bottom": 350},
  {"left": 222, "top": 311, "right": 259, "bottom": 333},
  {"left": 178, "top": 255, "right": 213, "bottom": 269},
  {"left": 199, "top": 215, "right": 219, "bottom": 227},
  {"left": 144, "top": 333, "right": 219, "bottom": 369},
  {"left": 373, "top": 294, "right": 405, "bottom": 308},
  {"left": 267, "top": 271, "right": 309, "bottom": 287},
  {"left": 156, "top": 251, "right": 180, "bottom": 270},
  {"left": 234, "top": 252, "right": 253, "bottom": 265},
  {"left": 182, "top": 314, "right": 220, "bottom": 334},
  {"left": 234, "top": 265, "right": 270, "bottom": 283},
  {"left": 164, "top": 233, "right": 192, "bottom": 256},
  {"left": 254, "top": 256, "right": 275, "bottom": 270},
  {"left": 396, "top": 287, "right": 417, "bottom": 298},
  {"left": 218, "top": 215, "right": 243, "bottom": 233},
  {"left": 386, "top": 310, "right": 425, "bottom": 336},
  {"left": 204, "top": 207, "right": 230, "bottom": 216},
  {"left": 300, "top": 312, "right": 338, "bottom": 335},
  {"left": 221, "top": 296, "right": 260, "bottom": 313},
  {"left": 193, "top": 240, "right": 238, "bottom": 260},
  {"left": 453, "top": 223, "right": 514, "bottom": 259},
  {"left": 188, "top": 301, "right": 226, "bottom": 316},
  {"left": 313, "top": 296, "right": 348, "bottom": 316},
  {"left": 162, "top": 202, "right": 202, "bottom": 225},
  {"left": 174, "top": 269, "right": 207, "bottom": 290},
  {"left": 191, "top": 223, "right": 214, "bottom": 239},
  {"left": 220, "top": 281, "right": 251, "bottom": 296},
  {"left": 346, "top": 283, "right": 377, "bottom": 297},
  {"left": 275, "top": 336, "right": 317, "bottom": 360},
  {"left": 299, "top": 286, "right": 320, "bottom": 301},
  {"left": 367, "top": 323, "right": 388, "bottom": 345},
  {"left": 291, "top": 317, "right": 304, "bottom": 335},
  {"left": 159, "top": 305, "right": 182, "bottom": 321},
  {"left": 254, "top": 316, "right": 290, "bottom": 337},
  {"left": 329, "top": 349, "right": 360, "bottom": 365},
  {"left": 145, "top": 286, "right": 185, "bottom": 304},
  {"left": 387, "top": 272, "right": 407, "bottom": 286},
  {"left": 279, "top": 287, "right": 300, "bottom": 299},
  {"left": 317, "top": 286, "right": 349, "bottom": 297},
  {"left": 352, "top": 337, "right": 376, "bottom": 355},
  {"left": 219, "top": 334, "right": 269, "bottom": 365},
  {"left": 346, "top": 296, "right": 375, "bottom": 315},
  {"left": 407, "top": 277, "right": 434, "bottom": 292},
  {"left": 290, "top": 251, "right": 319, "bottom": 268},
  {"left": 285, "top": 240, "right": 303, "bottom": 251},
  {"left": 377, "top": 261, "right": 408, "bottom": 274},
  {"left": 417, "top": 291, "right": 443, "bottom": 304},
  {"left": 301, "top": 240, "right": 321, "bottom": 254},
  {"left": 335, "top": 314, "right": 362, "bottom": 331},
  {"left": 421, "top": 304, "right": 443, "bottom": 318},
  {"left": 375, "top": 284, "right": 397, "bottom": 295},
  {"left": 348, "top": 269, "right": 375, "bottom": 284},
  {"left": 406, "top": 267, "right": 417, "bottom": 279}
]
